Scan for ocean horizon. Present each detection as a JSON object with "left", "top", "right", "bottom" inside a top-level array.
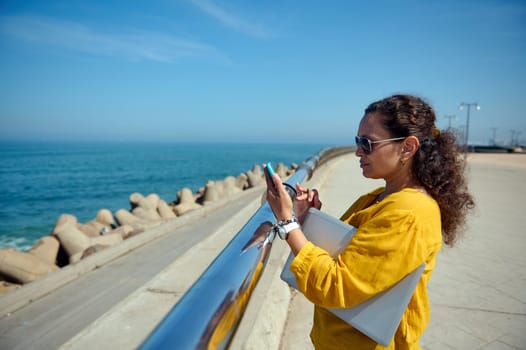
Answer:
[{"left": 0, "top": 141, "right": 338, "bottom": 251}]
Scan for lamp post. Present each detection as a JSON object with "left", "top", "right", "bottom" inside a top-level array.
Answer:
[
  {"left": 459, "top": 102, "right": 480, "bottom": 150},
  {"left": 510, "top": 130, "right": 522, "bottom": 146},
  {"left": 490, "top": 127, "right": 497, "bottom": 146}
]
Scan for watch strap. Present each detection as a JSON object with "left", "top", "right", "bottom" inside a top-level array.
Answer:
[{"left": 278, "top": 221, "right": 300, "bottom": 240}]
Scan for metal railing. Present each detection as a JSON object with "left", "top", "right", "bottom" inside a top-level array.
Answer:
[{"left": 139, "top": 146, "right": 354, "bottom": 349}]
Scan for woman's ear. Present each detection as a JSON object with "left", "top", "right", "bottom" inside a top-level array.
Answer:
[{"left": 401, "top": 136, "right": 420, "bottom": 159}]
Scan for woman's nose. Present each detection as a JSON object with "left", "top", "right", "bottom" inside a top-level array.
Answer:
[{"left": 355, "top": 146, "right": 364, "bottom": 157}]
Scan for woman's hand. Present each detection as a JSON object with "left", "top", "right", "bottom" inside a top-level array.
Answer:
[
  {"left": 263, "top": 164, "right": 322, "bottom": 224},
  {"left": 294, "top": 183, "right": 322, "bottom": 224},
  {"left": 263, "top": 164, "right": 311, "bottom": 255},
  {"left": 263, "top": 164, "right": 295, "bottom": 221}
]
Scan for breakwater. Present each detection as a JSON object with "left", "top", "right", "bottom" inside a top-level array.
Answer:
[
  {"left": 0, "top": 161, "right": 297, "bottom": 296},
  {"left": 0, "top": 142, "right": 327, "bottom": 251}
]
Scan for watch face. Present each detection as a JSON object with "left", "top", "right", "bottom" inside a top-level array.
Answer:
[{"left": 277, "top": 225, "right": 287, "bottom": 240}]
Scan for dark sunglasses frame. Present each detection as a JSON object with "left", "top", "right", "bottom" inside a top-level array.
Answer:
[{"left": 355, "top": 136, "right": 405, "bottom": 154}]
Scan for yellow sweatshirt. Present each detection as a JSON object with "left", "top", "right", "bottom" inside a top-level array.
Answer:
[{"left": 290, "top": 188, "right": 442, "bottom": 350}]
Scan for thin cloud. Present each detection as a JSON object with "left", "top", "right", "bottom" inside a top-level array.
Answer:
[
  {"left": 0, "top": 15, "right": 228, "bottom": 63},
  {"left": 188, "top": 0, "right": 271, "bottom": 38}
]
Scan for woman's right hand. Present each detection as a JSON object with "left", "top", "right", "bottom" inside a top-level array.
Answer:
[{"left": 294, "top": 183, "right": 322, "bottom": 224}]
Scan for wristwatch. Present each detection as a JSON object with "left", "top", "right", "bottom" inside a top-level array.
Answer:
[{"left": 274, "top": 218, "right": 300, "bottom": 240}]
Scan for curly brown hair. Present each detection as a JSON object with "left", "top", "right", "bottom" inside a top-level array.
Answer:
[{"left": 365, "top": 94, "right": 475, "bottom": 246}]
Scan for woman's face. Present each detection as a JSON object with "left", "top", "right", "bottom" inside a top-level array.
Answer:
[{"left": 356, "top": 112, "right": 405, "bottom": 180}]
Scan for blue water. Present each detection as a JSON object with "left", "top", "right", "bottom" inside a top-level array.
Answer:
[{"left": 0, "top": 141, "right": 330, "bottom": 251}]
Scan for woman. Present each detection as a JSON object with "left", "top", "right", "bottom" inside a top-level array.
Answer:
[{"left": 264, "top": 94, "right": 474, "bottom": 349}]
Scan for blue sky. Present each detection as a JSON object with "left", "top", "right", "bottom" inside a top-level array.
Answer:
[{"left": 0, "top": 0, "right": 524, "bottom": 145}]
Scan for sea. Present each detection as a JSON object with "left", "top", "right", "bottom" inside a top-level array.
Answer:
[{"left": 0, "top": 141, "right": 332, "bottom": 251}]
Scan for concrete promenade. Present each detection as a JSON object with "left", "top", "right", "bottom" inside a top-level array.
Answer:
[{"left": 1, "top": 152, "right": 525, "bottom": 349}]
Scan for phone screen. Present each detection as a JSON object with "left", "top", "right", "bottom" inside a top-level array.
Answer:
[{"left": 266, "top": 162, "right": 275, "bottom": 177}]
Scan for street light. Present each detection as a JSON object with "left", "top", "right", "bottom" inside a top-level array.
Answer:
[
  {"left": 510, "top": 130, "right": 522, "bottom": 146},
  {"left": 459, "top": 102, "right": 480, "bottom": 149},
  {"left": 490, "top": 127, "right": 497, "bottom": 146}
]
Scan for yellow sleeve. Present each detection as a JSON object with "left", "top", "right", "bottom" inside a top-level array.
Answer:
[{"left": 290, "top": 207, "right": 429, "bottom": 309}]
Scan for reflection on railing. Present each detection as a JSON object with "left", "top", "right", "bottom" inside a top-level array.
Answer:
[{"left": 139, "top": 146, "right": 353, "bottom": 350}]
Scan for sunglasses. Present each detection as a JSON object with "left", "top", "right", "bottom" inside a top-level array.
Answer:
[{"left": 355, "top": 136, "right": 405, "bottom": 154}]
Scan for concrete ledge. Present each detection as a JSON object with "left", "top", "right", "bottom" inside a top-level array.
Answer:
[{"left": 229, "top": 238, "right": 291, "bottom": 350}]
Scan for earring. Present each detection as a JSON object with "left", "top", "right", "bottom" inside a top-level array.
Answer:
[{"left": 400, "top": 159, "right": 406, "bottom": 166}]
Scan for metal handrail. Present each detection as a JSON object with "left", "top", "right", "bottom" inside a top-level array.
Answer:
[{"left": 139, "top": 146, "right": 354, "bottom": 349}]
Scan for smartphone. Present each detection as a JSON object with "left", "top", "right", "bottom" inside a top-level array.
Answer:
[
  {"left": 265, "top": 162, "right": 278, "bottom": 192},
  {"left": 266, "top": 162, "right": 296, "bottom": 214},
  {"left": 266, "top": 162, "right": 275, "bottom": 177}
]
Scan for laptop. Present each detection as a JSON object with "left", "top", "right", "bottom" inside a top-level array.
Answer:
[{"left": 280, "top": 208, "right": 425, "bottom": 346}]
